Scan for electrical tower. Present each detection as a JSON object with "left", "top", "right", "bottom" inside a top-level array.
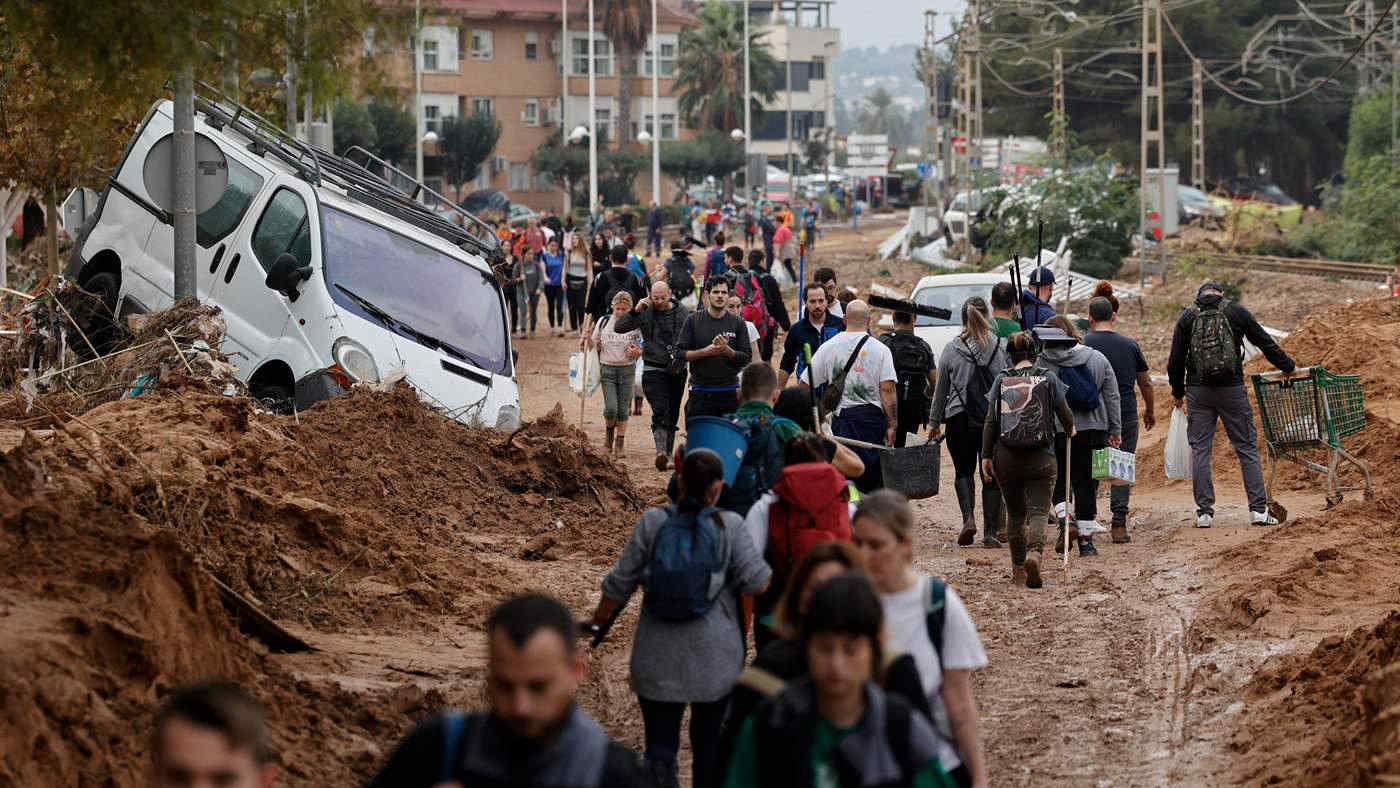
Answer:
[
  {"left": 1052, "top": 47, "right": 1066, "bottom": 165},
  {"left": 924, "top": 11, "right": 944, "bottom": 226},
  {"left": 1139, "top": 0, "right": 1167, "bottom": 286},
  {"left": 1192, "top": 58, "right": 1205, "bottom": 189},
  {"left": 969, "top": 0, "right": 983, "bottom": 207}
]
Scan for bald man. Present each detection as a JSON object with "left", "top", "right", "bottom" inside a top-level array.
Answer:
[
  {"left": 806, "top": 300, "right": 898, "bottom": 492},
  {"left": 615, "top": 280, "right": 693, "bottom": 470}
]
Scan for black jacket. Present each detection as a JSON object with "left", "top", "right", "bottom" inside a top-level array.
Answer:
[
  {"left": 364, "top": 707, "right": 649, "bottom": 788},
  {"left": 585, "top": 267, "right": 647, "bottom": 321},
  {"left": 1167, "top": 293, "right": 1295, "bottom": 397},
  {"left": 614, "top": 301, "right": 692, "bottom": 370}
]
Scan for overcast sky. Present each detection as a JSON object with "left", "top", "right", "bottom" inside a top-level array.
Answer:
[{"left": 832, "top": 0, "right": 966, "bottom": 51}]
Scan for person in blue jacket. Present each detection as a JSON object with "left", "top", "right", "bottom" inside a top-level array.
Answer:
[{"left": 1021, "top": 267, "right": 1058, "bottom": 327}]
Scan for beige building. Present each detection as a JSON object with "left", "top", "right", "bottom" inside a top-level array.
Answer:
[{"left": 379, "top": 0, "right": 699, "bottom": 212}]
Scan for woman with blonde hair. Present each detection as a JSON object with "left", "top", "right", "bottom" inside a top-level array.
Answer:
[
  {"left": 587, "top": 290, "right": 644, "bottom": 457},
  {"left": 565, "top": 232, "right": 592, "bottom": 331},
  {"left": 929, "top": 296, "right": 1007, "bottom": 547}
]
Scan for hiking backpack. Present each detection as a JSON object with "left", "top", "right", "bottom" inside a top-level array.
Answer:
[
  {"left": 1189, "top": 302, "right": 1239, "bottom": 382},
  {"left": 955, "top": 336, "right": 999, "bottom": 427},
  {"left": 997, "top": 370, "right": 1055, "bottom": 450},
  {"left": 762, "top": 463, "right": 853, "bottom": 607},
  {"left": 600, "top": 269, "right": 639, "bottom": 312},
  {"left": 644, "top": 506, "right": 727, "bottom": 622},
  {"left": 735, "top": 272, "right": 773, "bottom": 339},
  {"left": 882, "top": 332, "right": 935, "bottom": 404},
  {"left": 666, "top": 258, "right": 695, "bottom": 300},
  {"left": 1057, "top": 363, "right": 1101, "bottom": 412},
  {"left": 718, "top": 411, "right": 792, "bottom": 515}
]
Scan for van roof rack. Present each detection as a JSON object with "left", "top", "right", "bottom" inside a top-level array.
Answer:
[{"left": 187, "top": 82, "right": 504, "bottom": 270}]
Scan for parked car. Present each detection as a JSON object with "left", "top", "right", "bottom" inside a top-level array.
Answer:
[
  {"left": 67, "top": 91, "right": 520, "bottom": 429},
  {"left": 907, "top": 272, "right": 1010, "bottom": 359},
  {"left": 1178, "top": 185, "right": 1225, "bottom": 226},
  {"left": 1212, "top": 177, "right": 1303, "bottom": 227},
  {"left": 940, "top": 190, "right": 989, "bottom": 245}
]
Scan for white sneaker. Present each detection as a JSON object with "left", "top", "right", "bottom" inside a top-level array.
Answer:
[
  {"left": 1195, "top": 513, "right": 1214, "bottom": 528},
  {"left": 1078, "top": 520, "right": 1108, "bottom": 535},
  {"left": 1250, "top": 510, "right": 1280, "bottom": 526}
]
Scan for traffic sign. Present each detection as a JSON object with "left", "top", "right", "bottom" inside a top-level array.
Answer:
[{"left": 916, "top": 161, "right": 932, "bottom": 179}]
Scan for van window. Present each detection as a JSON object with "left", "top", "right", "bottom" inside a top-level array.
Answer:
[
  {"left": 251, "top": 188, "right": 311, "bottom": 272},
  {"left": 912, "top": 284, "right": 994, "bottom": 327},
  {"left": 320, "top": 206, "right": 508, "bottom": 374},
  {"left": 198, "top": 157, "right": 264, "bottom": 247}
]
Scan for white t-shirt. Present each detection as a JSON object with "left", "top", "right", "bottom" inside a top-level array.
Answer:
[
  {"left": 828, "top": 299, "right": 845, "bottom": 319},
  {"left": 808, "top": 331, "right": 897, "bottom": 413},
  {"left": 743, "top": 491, "right": 857, "bottom": 554},
  {"left": 731, "top": 320, "right": 761, "bottom": 384},
  {"left": 880, "top": 574, "right": 988, "bottom": 771}
]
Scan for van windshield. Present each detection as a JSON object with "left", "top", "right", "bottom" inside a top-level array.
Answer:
[
  {"left": 912, "top": 284, "right": 995, "bottom": 327},
  {"left": 320, "top": 206, "right": 508, "bottom": 374}
]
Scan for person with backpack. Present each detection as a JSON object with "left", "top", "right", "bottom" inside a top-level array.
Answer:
[
  {"left": 747, "top": 249, "right": 792, "bottom": 363},
  {"left": 1020, "top": 267, "right": 1057, "bottom": 327},
  {"left": 773, "top": 388, "right": 867, "bottom": 481},
  {"left": 677, "top": 277, "right": 753, "bottom": 423},
  {"left": 740, "top": 432, "right": 853, "bottom": 649},
  {"left": 583, "top": 245, "right": 648, "bottom": 340},
  {"left": 880, "top": 310, "right": 938, "bottom": 448},
  {"left": 1166, "top": 280, "right": 1297, "bottom": 528},
  {"left": 616, "top": 280, "right": 693, "bottom": 471},
  {"left": 706, "top": 233, "right": 729, "bottom": 280},
  {"left": 1033, "top": 317, "right": 1122, "bottom": 557},
  {"left": 662, "top": 241, "right": 696, "bottom": 304},
  {"left": 928, "top": 298, "right": 1007, "bottom": 548},
  {"left": 774, "top": 221, "right": 798, "bottom": 283},
  {"left": 718, "top": 363, "right": 802, "bottom": 517},
  {"left": 367, "top": 594, "right": 650, "bottom": 788},
  {"left": 1082, "top": 286, "right": 1156, "bottom": 543},
  {"left": 779, "top": 283, "right": 845, "bottom": 388},
  {"left": 980, "top": 331, "right": 1077, "bottom": 588},
  {"left": 624, "top": 233, "right": 648, "bottom": 287},
  {"left": 802, "top": 200, "right": 819, "bottom": 249},
  {"left": 852, "top": 491, "right": 989, "bottom": 788},
  {"left": 723, "top": 573, "right": 957, "bottom": 788},
  {"left": 647, "top": 201, "right": 665, "bottom": 257},
  {"left": 724, "top": 246, "right": 777, "bottom": 358},
  {"left": 588, "top": 448, "right": 772, "bottom": 788},
  {"left": 808, "top": 300, "right": 898, "bottom": 493}
]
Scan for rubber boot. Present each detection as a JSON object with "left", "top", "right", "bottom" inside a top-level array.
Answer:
[
  {"left": 615, "top": 430, "right": 626, "bottom": 458},
  {"left": 652, "top": 429, "right": 671, "bottom": 471},
  {"left": 1024, "top": 551, "right": 1043, "bottom": 589},
  {"left": 954, "top": 477, "right": 977, "bottom": 546},
  {"left": 604, "top": 424, "right": 616, "bottom": 458},
  {"left": 982, "top": 483, "right": 1004, "bottom": 548},
  {"left": 1111, "top": 513, "right": 1130, "bottom": 543}
]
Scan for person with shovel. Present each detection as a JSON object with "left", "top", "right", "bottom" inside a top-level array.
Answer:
[{"left": 807, "top": 300, "right": 898, "bottom": 493}]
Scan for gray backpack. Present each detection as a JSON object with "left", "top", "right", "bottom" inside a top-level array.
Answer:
[
  {"left": 997, "top": 370, "right": 1054, "bottom": 450},
  {"left": 1189, "top": 302, "right": 1238, "bottom": 382}
]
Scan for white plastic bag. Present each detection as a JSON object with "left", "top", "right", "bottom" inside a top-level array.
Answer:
[
  {"left": 771, "top": 259, "right": 795, "bottom": 288},
  {"left": 1164, "top": 407, "right": 1193, "bottom": 481},
  {"left": 568, "top": 350, "right": 602, "bottom": 397}
]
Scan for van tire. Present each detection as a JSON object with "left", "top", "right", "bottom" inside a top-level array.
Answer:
[
  {"left": 76, "top": 271, "right": 122, "bottom": 357},
  {"left": 252, "top": 384, "right": 294, "bottom": 415}
]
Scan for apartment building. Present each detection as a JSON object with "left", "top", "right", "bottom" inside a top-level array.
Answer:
[{"left": 382, "top": 0, "right": 698, "bottom": 212}]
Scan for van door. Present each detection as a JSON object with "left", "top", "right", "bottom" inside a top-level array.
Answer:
[{"left": 207, "top": 183, "right": 317, "bottom": 375}]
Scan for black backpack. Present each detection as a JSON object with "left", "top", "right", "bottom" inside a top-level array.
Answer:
[
  {"left": 882, "top": 332, "right": 935, "bottom": 403},
  {"left": 666, "top": 257, "right": 695, "bottom": 299},
  {"left": 955, "top": 336, "right": 999, "bottom": 427},
  {"left": 600, "top": 269, "right": 640, "bottom": 310},
  {"left": 1189, "top": 301, "right": 1239, "bottom": 382}
]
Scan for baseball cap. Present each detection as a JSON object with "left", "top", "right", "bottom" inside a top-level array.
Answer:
[
  {"left": 1197, "top": 281, "right": 1224, "bottom": 297},
  {"left": 1088, "top": 297, "right": 1115, "bottom": 321},
  {"left": 1028, "top": 267, "right": 1056, "bottom": 286}
]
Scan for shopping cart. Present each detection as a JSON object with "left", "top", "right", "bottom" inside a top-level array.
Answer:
[{"left": 1252, "top": 366, "right": 1372, "bottom": 507}]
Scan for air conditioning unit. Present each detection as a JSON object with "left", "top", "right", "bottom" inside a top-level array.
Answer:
[{"left": 493, "top": 155, "right": 508, "bottom": 173}]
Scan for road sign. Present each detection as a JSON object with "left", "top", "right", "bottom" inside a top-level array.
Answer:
[{"left": 916, "top": 161, "right": 932, "bottom": 179}]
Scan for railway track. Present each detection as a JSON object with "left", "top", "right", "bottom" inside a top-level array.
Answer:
[{"left": 1167, "top": 252, "right": 1391, "bottom": 283}]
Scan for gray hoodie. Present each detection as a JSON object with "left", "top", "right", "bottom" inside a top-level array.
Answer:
[
  {"left": 929, "top": 334, "right": 1008, "bottom": 424},
  {"left": 1038, "top": 343, "right": 1122, "bottom": 435}
]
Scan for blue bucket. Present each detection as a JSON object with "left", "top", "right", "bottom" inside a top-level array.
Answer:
[{"left": 686, "top": 417, "right": 749, "bottom": 486}]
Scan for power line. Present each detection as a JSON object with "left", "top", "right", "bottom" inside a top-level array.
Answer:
[{"left": 982, "top": 60, "right": 1055, "bottom": 97}]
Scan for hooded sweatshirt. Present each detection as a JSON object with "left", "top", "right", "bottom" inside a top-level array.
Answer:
[
  {"left": 1037, "top": 343, "right": 1123, "bottom": 436},
  {"left": 1166, "top": 291, "right": 1295, "bottom": 397},
  {"left": 929, "top": 334, "right": 1008, "bottom": 424}
]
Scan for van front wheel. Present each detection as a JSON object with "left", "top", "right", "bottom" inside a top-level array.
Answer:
[
  {"left": 76, "top": 271, "right": 121, "bottom": 357},
  {"left": 252, "top": 384, "right": 294, "bottom": 415}
]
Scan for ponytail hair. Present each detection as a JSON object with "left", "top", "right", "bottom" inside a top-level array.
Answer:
[
  {"left": 1092, "top": 280, "right": 1120, "bottom": 313},
  {"left": 1006, "top": 331, "right": 1037, "bottom": 363},
  {"left": 960, "top": 296, "right": 994, "bottom": 350}
]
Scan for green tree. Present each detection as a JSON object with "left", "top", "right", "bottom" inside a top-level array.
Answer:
[
  {"left": 675, "top": 0, "right": 780, "bottom": 133},
  {"left": 333, "top": 99, "right": 377, "bottom": 156},
  {"left": 804, "top": 135, "right": 830, "bottom": 173},
  {"left": 600, "top": 150, "right": 647, "bottom": 206},
  {"left": 532, "top": 136, "right": 590, "bottom": 209},
  {"left": 600, "top": 0, "right": 649, "bottom": 148},
  {"left": 661, "top": 131, "right": 746, "bottom": 193},
  {"left": 438, "top": 113, "right": 502, "bottom": 202},
  {"left": 368, "top": 101, "right": 416, "bottom": 165}
]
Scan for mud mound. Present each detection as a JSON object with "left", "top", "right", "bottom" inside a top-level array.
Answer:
[
  {"left": 1228, "top": 611, "right": 1400, "bottom": 786},
  {"left": 1256, "top": 295, "right": 1400, "bottom": 402}
]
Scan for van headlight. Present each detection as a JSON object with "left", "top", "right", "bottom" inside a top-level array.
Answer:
[
  {"left": 332, "top": 337, "right": 380, "bottom": 383},
  {"left": 495, "top": 404, "right": 521, "bottom": 430}
]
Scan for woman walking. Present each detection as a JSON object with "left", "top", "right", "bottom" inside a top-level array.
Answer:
[
  {"left": 587, "top": 290, "right": 645, "bottom": 457},
  {"left": 853, "top": 491, "right": 989, "bottom": 788},
  {"left": 566, "top": 233, "right": 591, "bottom": 331},
  {"left": 541, "top": 237, "right": 566, "bottom": 336},
  {"left": 929, "top": 297, "right": 1007, "bottom": 547},
  {"left": 980, "top": 332, "right": 1077, "bottom": 588}
]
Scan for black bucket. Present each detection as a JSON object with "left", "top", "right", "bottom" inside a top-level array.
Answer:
[{"left": 880, "top": 440, "right": 941, "bottom": 499}]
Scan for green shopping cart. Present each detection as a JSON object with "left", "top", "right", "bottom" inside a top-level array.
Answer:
[{"left": 1251, "top": 366, "right": 1372, "bottom": 508}]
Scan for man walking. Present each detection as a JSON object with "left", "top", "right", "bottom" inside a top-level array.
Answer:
[
  {"left": 1021, "top": 267, "right": 1057, "bottom": 326},
  {"left": 646, "top": 201, "right": 664, "bottom": 257},
  {"left": 151, "top": 683, "right": 277, "bottom": 788},
  {"left": 368, "top": 594, "right": 650, "bottom": 787},
  {"left": 677, "top": 277, "right": 753, "bottom": 423},
  {"left": 745, "top": 249, "right": 791, "bottom": 363},
  {"left": 814, "top": 267, "right": 844, "bottom": 319},
  {"left": 583, "top": 246, "right": 648, "bottom": 339},
  {"left": 778, "top": 282, "right": 844, "bottom": 388},
  {"left": 1083, "top": 294, "right": 1155, "bottom": 542},
  {"left": 759, "top": 206, "right": 778, "bottom": 268},
  {"left": 808, "top": 300, "right": 898, "bottom": 492},
  {"left": 879, "top": 309, "right": 937, "bottom": 447},
  {"left": 616, "top": 281, "right": 692, "bottom": 470},
  {"left": 1167, "top": 281, "right": 1296, "bottom": 528},
  {"left": 990, "top": 281, "right": 1023, "bottom": 337}
]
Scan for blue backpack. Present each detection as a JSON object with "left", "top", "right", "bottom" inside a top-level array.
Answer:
[
  {"left": 644, "top": 506, "right": 726, "bottom": 621},
  {"left": 719, "top": 411, "right": 793, "bottom": 516},
  {"left": 1057, "top": 364, "right": 1101, "bottom": 412}
]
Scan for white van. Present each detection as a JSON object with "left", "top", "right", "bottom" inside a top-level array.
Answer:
[
  {"left": 908, "top": 272, "right": 1011, "bottom": 359},
  {"left": 67, "top": 90, "right": 520, "bottom": 429}
]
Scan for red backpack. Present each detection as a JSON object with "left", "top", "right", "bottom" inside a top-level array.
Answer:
[
  {"left": 735, "top": 271, "right": 773, "bottom": 339},
  {"left": 765, "top": 462, "right": 852, "bottom": 591}
]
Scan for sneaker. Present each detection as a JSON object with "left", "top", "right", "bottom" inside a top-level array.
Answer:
[
  {"left": 995, "top": 529, "right": 1008, "bottom": 543},
  {"left": 1250, "top": 510, "right": 1280, "bottom": 526},
  {"left": 654, "top": 452, "right": 669, "bottom": 472},
  {"left": 1024, "top": 555, "right": 1043, "bottom": 589},
  {"left": 1195, "top": 513, "right": 1214, "bottom": 528},
  {"left": 1055, "top": 523, "right": 1066, "bottom": 554},
  {"left": 1078, "top": 537, "right": 1098, "bottom": 557}
]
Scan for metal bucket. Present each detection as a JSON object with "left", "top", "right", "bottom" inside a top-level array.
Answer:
[{"left": 880, "top": 440, "right": 941, "bottom": 499}]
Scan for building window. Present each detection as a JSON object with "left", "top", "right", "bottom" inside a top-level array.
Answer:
[
  {"left": 470, "top": 30, "right": 492, "bottom": 59},
  {"left": 571, "top": 36, "right": 612, "bottom": 76},
  {"left": 523, "top": 98, "right": 539, "bottom": 126},
  {"left": 775, "top": 61, "right": 811, "bottom": 92},
  {"left": 471, "top": 97, "right": 494, "bottom": 117},
  {"left": 424, "top": 105, "right": 441, "bottom": 134},
  {"left": 508, "top": 162, "right": 531, "bottom": 191},
  {"left": 811, "top": 56, "right": 826, "bottom": 80},
  {"left": 422, "top": 40, "right": 439, "bottom": 71},
  {"left": 525, "top": 31, "right": 539, "bottom": 60},
  {"left": 595, "top": 108, "right": 611, "bottom": 144},
  {"left": 660, "top": 113, "right": 676, "bottom": 139},
  {"left": 640, "top": 35, "right": 678, "bottom": 77},
  {"left": 475, "top": 169, "right": 491, "bottom": 189}
]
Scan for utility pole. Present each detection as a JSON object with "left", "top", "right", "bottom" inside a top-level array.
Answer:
[
  {"left": 1139, "top": 0, "right": 1166, "bottom": 287},
  {"left": 744, "top": 0, "right": 751, "bottom": 197},
  {"left": 923, "top": 11, "right": 940, "bottom": 234},
  {"left": 650, "top": 0, "right": 660, "bottom": 205},
  {"left": 968, "top": 0, "right": 983, "bottom": 215},
  {"left": 1365, "top": 0, "right": 1378, "bottom": 93},
  {"left": 172, "top": 68, "right": 197, "bottom": 300},
  {"left": 561, "top": 0, "right": 570, "bottom": 215},
  {"left": 955, "top": 17, "right": 968, "bottom": 192},
  {"left": 588, "top": 0, "right": 598, "bottom": 222},
  {"left": 1391, "top": 7, "right": 1398, "bottom": 165},
  {"left": 785, "top": 37, "right": 793, "bottom": 191},
  {"left": 1192, "top": 58, "right": 1205, "bottom": 189},
  {"left": 413, "top": 0, "right": 423, "bottom": 183},
  {"left": 1051, "top": 47, "right": 1066, "bottom": 166}
]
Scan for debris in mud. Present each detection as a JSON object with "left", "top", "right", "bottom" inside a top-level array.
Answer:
[{"left": 1055, "top": 678, "right": 1089, "bottom": 689}]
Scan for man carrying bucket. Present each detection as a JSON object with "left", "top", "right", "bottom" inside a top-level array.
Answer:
[{"left": 808, "top": 301, "right": 898, "bottom": 493}]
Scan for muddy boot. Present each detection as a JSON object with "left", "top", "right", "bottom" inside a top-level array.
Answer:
[
  {"left": 1111, "top": 513, "right": 1130, "bottom": 544},
  {"left": 604, "top": 424, "right": 616, "bottom": 457},
  {"left": 1053, "top": 520, "right": 1080, "bottom": 554},
  {"left": 982, "top": 484, "right": 1004, "bottom": 548},
  {"left": 615, "top": 431, "right": 626, "bottom": 457},
  {"left": 1012, "top": 563, "right": 1027, "bottom": 585},
  {"left": 1024, "top": 552, "right": 1043, "bottom": 589},
  {"left": 954, "top": 477, "right": 976, "bottom": 546},
  {"left": 1078, "top": 536, "right": 1098, "bottom": 557},
  {"left": 633, "top": 396, "right": 644, "bottom": 416},
  {"left": 652, "top": 429, "right": 670, "bottom": 471}
]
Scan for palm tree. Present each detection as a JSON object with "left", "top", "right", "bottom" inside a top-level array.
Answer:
[
  {"left": 858, "top": 88, "right": 896, "bottom": 135},
  {"left": 674, "top": 0, "right": 779, "bottom": 134},
  {"left": 600, "top": 0, "right": 649, "bottom": 148}
]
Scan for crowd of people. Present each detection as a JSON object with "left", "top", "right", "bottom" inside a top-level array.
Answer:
[{"left": 146, "top": 217, "right": 1301, "bottom": 788}]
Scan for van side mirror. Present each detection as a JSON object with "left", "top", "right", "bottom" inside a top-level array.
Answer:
[{"left": 265, "top": 253, "right": 312, "bottom": 302}]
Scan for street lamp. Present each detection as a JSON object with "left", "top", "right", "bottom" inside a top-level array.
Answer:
[
  {"left": 730, "top": 128, "right": 746, "bottom": 141},
  {"left": 637, "top": 130, "right": 654, "bottom": 143},
  {"left": 570, "top": 125, "right": 590, "bottom": 144},
  {"left": 423, "top": 130, "right": 439, "bottom": 144}
]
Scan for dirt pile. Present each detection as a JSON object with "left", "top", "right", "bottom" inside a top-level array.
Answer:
[
  {"left": 0, "top": 383, "right": 640, "bottom": 784},
  {"left": 1260, "top": 295, "right": 1400, "bottom": 403}
]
